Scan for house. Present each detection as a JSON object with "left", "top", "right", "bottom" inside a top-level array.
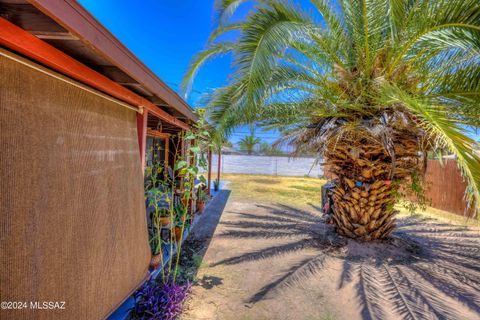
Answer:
[{"left": 0, "top": 1, "right": 206, "bottom": 319}]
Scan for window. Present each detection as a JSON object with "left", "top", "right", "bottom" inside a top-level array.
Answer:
[
  {"left": 145, "top": 130, "right": 170, "bottom": 168},
  {"left": 146, "top": 136, "right": 167, "bottom": 167}
]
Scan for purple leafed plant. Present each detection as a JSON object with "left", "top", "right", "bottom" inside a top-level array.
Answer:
[{"left": 131, "top": 278, "right": 191, "bottom": 320}]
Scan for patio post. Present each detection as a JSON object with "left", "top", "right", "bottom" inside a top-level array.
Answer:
[
  {"left": 207, "top": 147, "right": 212, "bottom": 194},
  {"left": 217, "top": 147, "right": 221, "bottom": 185},
  {"left": 137, "top": 109, "right": 148, "bottom": 173}
]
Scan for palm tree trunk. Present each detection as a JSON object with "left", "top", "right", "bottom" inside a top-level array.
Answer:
[
  {"left": 326, "top": 137, "right": 420, "bottom": 241},
  {"left": 331, "top": 177, "right": 397, "bottom": 240}
]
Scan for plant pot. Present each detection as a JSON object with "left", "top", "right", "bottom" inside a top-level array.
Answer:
[
  {"left": 160, "top": 217, "right": 171, "bottom": 226},
  {"left": 196, "top": 200, "right": 205, "bottom": 213},
  {"left": 178, "top": 214, "right": 187, "bottom": 223},
  {"left": 174, "top": 226, "right": 183, "bottom": 242},
  {"left": 149, "top": 254, "right": 162, "bottom": 269}
]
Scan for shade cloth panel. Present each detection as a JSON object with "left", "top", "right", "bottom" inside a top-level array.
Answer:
[{"left": 0, "top": 50, "right": 150, "bottom": 319}]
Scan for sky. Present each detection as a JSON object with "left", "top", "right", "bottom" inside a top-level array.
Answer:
[
  {"left": 79, "top": 1, "right": 479, "bottom": 145},
  {"left": 78, "top": 0, "right": 293, "bottom": 145},
  {"left": 78, "top": 0, "right": 321, "bottom": 145}
]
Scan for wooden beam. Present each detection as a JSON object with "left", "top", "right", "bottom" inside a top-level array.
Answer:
[
  {"left": 31, "top": 31, "right": 77, "bottom": 40},
  {"left": 146, "top": 129, "right": 170, "bottom": 139},
  {"left": 0, "top": 17, "right": 191, "bottom": 131},
  {"left": 146, "top": 105, "right": 190, "bottom": 131},
  {"left": 94, "top": 65, "right": 137, "bottom": 83}
]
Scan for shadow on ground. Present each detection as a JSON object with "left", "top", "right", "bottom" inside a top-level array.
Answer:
[
  {"left": 213, "top": 203, "right": 480, "bottom": 319},
  {"left": 178, "top": 190, "right": 231, "bottom": 288}
]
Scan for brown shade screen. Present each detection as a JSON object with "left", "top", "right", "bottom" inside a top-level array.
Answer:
[{"left": 0, "top": 51, "right": 150, "bottom": 319}]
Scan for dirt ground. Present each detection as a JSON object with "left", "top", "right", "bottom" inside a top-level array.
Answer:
[{"left": 181, "top": 176, "right": 480, "bottom": 320}]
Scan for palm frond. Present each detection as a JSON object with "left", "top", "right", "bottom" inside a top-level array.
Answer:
[
  {"left": 213, "top": 0, "right": 252, "bottom": 26},
  {"left": 382, "top": 86, "right": 480, "bottom": 214},
  {"left": 208, "top": 22, "right": 243, "bottom": 43},
  {"left": 181, "top": 42, "right": 235, "bottom": 97},
  {"left": 186, "top": 0, "right": 480, "bottom": 217},
  {"left": 231, "top": 2, "right": 314, "bottom": 117}
]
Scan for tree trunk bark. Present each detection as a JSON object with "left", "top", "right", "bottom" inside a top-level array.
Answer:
[
  {"left": 325, "top": 135, "right": 422, "bottom": 241},
  {"left": 331, "top": 177, "right": 397, "bottom": 240}
]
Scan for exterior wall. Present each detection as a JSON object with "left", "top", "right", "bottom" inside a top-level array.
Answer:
[{"left": 0, "top": 51, "right": 150, "bottom": 319}]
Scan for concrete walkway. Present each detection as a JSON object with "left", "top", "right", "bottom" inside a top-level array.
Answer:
[{"left": 182, "top": 192, "right": 480, "bottom": 320}]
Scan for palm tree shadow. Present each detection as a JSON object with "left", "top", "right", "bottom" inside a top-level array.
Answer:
[
  {"left": 178, "top": 190, "right": 231, "bottom": 289},
  {"left": 215, "top": 204, "right": 480, "bottom": 319}
]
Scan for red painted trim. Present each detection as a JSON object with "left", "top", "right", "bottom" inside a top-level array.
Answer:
[
  {"left": 0, "top": 17, "right": 191, "bottom": 131},
  {"left": 137, "top": 110, "right": 148, "bottom": 172}
]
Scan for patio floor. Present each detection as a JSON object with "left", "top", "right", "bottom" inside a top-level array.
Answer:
[{"left": 182, "top": 183, "right": 480, "bottom": 320}]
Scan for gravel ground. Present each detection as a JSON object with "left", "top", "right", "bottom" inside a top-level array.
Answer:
[{"left": 180, "top": 178, "right": 480, "bottom": 320}]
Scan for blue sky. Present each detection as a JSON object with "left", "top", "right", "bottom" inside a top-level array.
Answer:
[
  {"left": 78, "top": 0, "right": 230, "bottom": 104},
  {"left": 78, "top": 0, "right": 318, "bottom": 145},
  {"left": 79, "top": 1, "right": 479, "bottom": 144}
]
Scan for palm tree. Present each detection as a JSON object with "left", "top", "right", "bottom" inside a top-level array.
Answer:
[
  {"left": 259, "top": 142, "right": 273, "bottom": 155},
  {"left": 183, "top": 0, "right": 480, "bottom": 240},
  {"left": 259, "top": 142, "right": 284, "bottom": 156},
  {"left": 239, "top": 134, "right": 261, "bottom": 154}
]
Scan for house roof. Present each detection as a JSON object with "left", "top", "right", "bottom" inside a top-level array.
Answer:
[{"left": 0, "top": 0, "right": 198, "bottom": 124}]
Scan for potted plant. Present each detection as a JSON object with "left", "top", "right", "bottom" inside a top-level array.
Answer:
[
  {"left": 158, "top": 208, "right": 171, "bottom": 226},
  {"left": 213, "top": 179, "right": 220, "bottom": 191},
  {"left": 196, "top": 186, "right": 208, "bottom": 213},
  {"left": 173, "top": 226, "right": 183, "bottom": 242},
  {"left": 149, "top": 211, "right": 163, "bottom": 269},
  {"left": 172, "top": 202, "right": 190, "bottom": 242},
  {"left": 150, "top": 253, "right": 163, "bottom": 270}
]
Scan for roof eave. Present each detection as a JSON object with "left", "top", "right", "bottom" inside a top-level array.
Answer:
[{"left": 29, "top": 0, "right": 198, "bottom": 122}]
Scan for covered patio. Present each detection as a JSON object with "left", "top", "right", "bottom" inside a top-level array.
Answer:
[{"left": 0, "top": 1, "right": 217, "bottom": 319}]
